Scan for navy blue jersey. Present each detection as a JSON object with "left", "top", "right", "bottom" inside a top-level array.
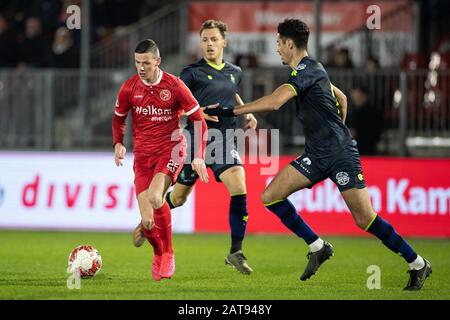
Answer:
[
  {"left": 287, "top": 56, "right": 352, "bottom": 158},
  {"left": 180, "top": 58, "right": 242, "bottom": 132}
]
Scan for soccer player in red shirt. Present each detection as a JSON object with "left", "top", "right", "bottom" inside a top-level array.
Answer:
[{"left": 112, "top": 39, "right": 208, "bottom": 281}]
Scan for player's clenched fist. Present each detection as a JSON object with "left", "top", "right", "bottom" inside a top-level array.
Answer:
[{"left": 114, "top": 143, "right": 126, "bottom": 167}]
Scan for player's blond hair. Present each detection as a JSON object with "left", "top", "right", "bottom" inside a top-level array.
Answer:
[{"left": 199, "top": 19, "right": 228, "bottom": 39}]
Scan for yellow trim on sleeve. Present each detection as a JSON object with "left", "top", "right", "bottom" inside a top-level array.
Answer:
[
  {"left": 364, "top": 213, "right": 378, "bottom": 231},
  {"left": 330, "top": 83, "right": 340, "bottom": 107},
  {"left": 284, "top": 83, "right": 298, "bottom": 96},
  {"left": 264, "top": 199, "right": 285, "bottom": 207},
  {"left": 330, "top": 82, "right": 336, "bottom": 97}
]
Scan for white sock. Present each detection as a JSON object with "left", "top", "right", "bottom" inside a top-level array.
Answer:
[
  {"left": 409, "top": 255, "right": 425, "bottom": 270},
  {"left": 309, "top": 238, "right": 324, "bottom": 253}
]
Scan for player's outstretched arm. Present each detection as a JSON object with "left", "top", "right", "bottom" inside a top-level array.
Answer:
[
  {"left": 179, "top": 108, "right": 219, "bottom": 123},
  {"left": 331, "top": 84, "right": 348, "bottom": 123},
  {"left": 236, "top": 94, "right": 257, "bottom": 129},
  {"left": 201, "top": 108, "right": 219, "bottom": 123},
  {"left": 205, "top": 84, "right": 295, "bottom": 117}
]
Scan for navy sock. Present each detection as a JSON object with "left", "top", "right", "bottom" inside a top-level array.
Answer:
[
  {"left": 366, "top": 215, "right": 418, "bottom": 263},
  {"left": 265, "top": 199, "right": 318, "bottom": 245},
  {"left": 229, "top": 194, "right": 248, "bottom": 253},
  {"left": 165, "top": 191, "right": 176, "bottom": 209}
]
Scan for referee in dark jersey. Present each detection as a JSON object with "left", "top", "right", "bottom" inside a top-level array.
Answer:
[
  {"left": 167, "top": 20, "right": 257, "bottom": 274},
  {"left": 205, "top": 19, "right": 431, "bottom": 290}
]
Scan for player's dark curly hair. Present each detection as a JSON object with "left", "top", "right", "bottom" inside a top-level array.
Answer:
[
  {"left": 134, "top": 39, "right": 160, "bottom": 57},
  {"left": 200, "top": 19, "right": 228, "bottom": 39},
  {"left": 277, "top": 19, "right": 309, "bottom": 49}
]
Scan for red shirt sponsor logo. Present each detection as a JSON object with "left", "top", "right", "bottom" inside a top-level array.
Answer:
[{"left": 114, "top": 72, "right": 198, "bottom": 154}]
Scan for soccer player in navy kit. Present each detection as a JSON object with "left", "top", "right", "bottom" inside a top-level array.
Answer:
[
  {"left": 134, "top": 20, "right": 257, "bottom": 275},
  {"left": 205, "top": 19, "right": 431, "bottom": 290}
]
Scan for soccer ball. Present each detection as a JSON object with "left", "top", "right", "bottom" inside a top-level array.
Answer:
[{"left": 67, "top": 245, "right": 102, "bottom": 278}]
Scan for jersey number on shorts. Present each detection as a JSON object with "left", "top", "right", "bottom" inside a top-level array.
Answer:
[{"left": 166, "top": 160, "right": 180, "bottom": 174}]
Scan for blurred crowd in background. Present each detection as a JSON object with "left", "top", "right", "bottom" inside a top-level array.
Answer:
[
  {"left": 1, "top": 0, "right": 450, "bottom": 156},
  {"left": 0, "top": 0, "right": 166, "bottom": 68}
]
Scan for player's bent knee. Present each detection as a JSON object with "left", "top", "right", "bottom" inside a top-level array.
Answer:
[
  {"left": 148, "top": 194, "right": 164, "bottom": 209},
  {"left": 172, "top": 193, "right": 187, "bottom": 207},
  {"left": 260, "top": 190, "right": 275, "bottom": 205}
]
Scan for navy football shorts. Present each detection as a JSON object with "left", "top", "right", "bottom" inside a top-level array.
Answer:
[
  {"left": 290, "top": 140, "right": 367, "bottom": 192},
  {"left": 176, "top": 133, "right": 242, "bottom": 186}
]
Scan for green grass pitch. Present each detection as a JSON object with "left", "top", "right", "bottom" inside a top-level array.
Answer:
[{"left": 0, "top": 230, "right": 449, "bottom": 300}]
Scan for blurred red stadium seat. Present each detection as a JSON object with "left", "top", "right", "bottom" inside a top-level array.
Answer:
[
  {"left": 400, "top": 52, "right": 428, "bottom": 70},
  {"left": 438, "top": 52, "right": 450, "bottom": 70}
]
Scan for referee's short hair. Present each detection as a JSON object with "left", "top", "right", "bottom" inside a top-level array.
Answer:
[
  {"left": 277, "top": 19, "right": 310, "bottom": 49},
  {"left": 135, "top": 39, "right": 160, "bottom": 57}
]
